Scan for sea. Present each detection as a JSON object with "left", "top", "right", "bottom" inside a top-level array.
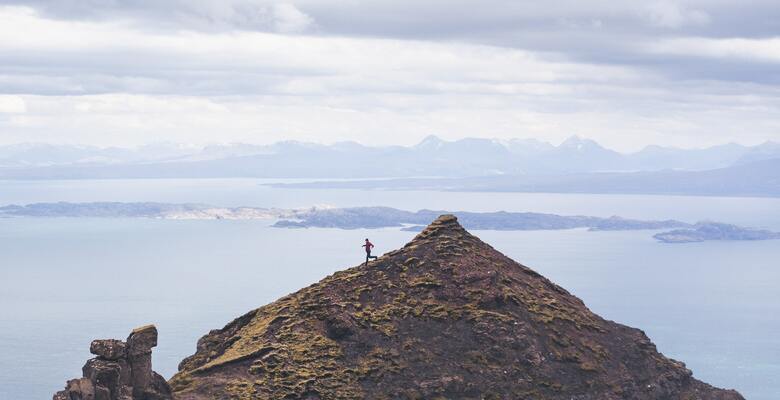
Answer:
[{"left": 0, "top": 178, "right": 778, "bottom": 399}]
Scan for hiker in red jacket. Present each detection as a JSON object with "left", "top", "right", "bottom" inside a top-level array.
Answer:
[{"left": 362, "top": 238, "right": 378, "bottom": 265}]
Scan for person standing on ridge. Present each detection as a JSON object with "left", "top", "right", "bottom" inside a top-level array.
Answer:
[{"left": 363, "top": 238, "right": 378, "bottom": 265}]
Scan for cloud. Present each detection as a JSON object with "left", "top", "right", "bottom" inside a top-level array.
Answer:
[
  {"left": 648, "top": 37, "right": 780, "bottom": 63},
  {"left": 642, "top": 1, "right": 710, "bottom": 28},
  {"left": 3, "top": 0, "right": 315, "bottom": 33},
  {"left": 0, "top": 95, "right": 26, "bottom": 113},
  {"left": 6, "top": 87, "right": 778, "bottom": 152},
  {"left": 0, "top": 2, "right": 778, "bottom": 150},
  {"left": 272, "top": 3, "right": 313, "bottom": 33},
  {"left": 0, "top": 6, "right": 642, "bottom": 97}
]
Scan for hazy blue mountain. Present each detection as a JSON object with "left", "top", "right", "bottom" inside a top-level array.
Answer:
[
  {"left": 627, "top": 143, "right": 750, "bottom": 171},
  {"left": 502, "top": 138, "right": 556, "bottom": 156},
  {"left": 0, "top": 142, "right": 198, "bottom": 167},
  {"left": 0, "top": 136, "right": 774, "bottom": 180},
  {"left": 734, "top": 141, "right": 780, "bottom": 165},
  {"left": 537, "top": 135, "right": 626, "bottom": 172},
  {"left": 271, "top": 157, "right": 780, "bottom": 198},
  {"left": 0, "top": 143, "right": 124, "bottom": 167},
  {"left": 411, "top": 136, "right": 519, "bottom": 175},
  {"left": 180, "top": 143, "right": 274, "bottom": 161}
]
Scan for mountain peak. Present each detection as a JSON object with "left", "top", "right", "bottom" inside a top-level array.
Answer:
[
  {"left": 414, "top": 134, "right": 445, "bottom": 150},
  {"left": 410, "top": 213, "right": 463, "bottom": 239},
  {"left": 170, "top": 216, "right": 743, "bottom": 400},
  {"left": 559, "top": 135, "right": 601, "bottom": 149},
  {"left": 398, "top": 214, "right": 482, "bottom": 265}
]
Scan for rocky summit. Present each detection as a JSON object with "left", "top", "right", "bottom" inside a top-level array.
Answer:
[{"left": 170, "top": 215, "right": 743, "bottom": 400}]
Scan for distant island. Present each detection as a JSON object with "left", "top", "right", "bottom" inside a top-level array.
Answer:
[
  {"left": 3, "top": 202, "right": 778, "bottom": 244},
  {"left": 653, "top": 222, "right": 780, "bottom": 243},
  {"left": 0, "top": 202, "right": 292, "bottom": 220},
  {"left": 271, "top": 206, "right": 689, "bottom": 231}
]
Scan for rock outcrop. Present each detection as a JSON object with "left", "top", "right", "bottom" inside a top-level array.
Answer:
[
  {"left": 170, "top": 215, "right": 744, "bottom": 399},
  {"left": 53, "top": 325, "right": 172, "bottom": 400}
]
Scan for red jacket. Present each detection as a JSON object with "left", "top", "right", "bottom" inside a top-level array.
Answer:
[{"left": 363, "top": 241, "right": 374, "bottom": 253}]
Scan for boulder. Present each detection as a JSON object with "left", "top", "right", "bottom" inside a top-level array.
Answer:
[
  {"left": 63, "top": 377, "right": 95, "bottom": 400},
  {"left": 90, "top": 339, "right": 127, "bottom": 361},
  {"left": 324, "top": 313, "right": 355, "bottom": 340},
  {"left": 53, "top": 390, "right": 69, "bottom": 400},
  {"left": 127, "top": 325, "right": 157, "bottom": 357}
]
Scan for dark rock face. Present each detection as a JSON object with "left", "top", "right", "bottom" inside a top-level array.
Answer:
[
  {"left": 57, "top": 378, "right": 95, "bottom": 400},
  {"left": 324, "top": 313, "right": 356, "bottom": 340},
  {"left": 170, "top": 215, "right": 744, "bottom": 399},
  {"left": 82, "top": 358, "right": 126, "bottom": 399},
  {"left": 53, "top": 325, "right": 172, "bottom": 400},
  {"left": 127, "top": 325, "right": 159, "bottom": 398},
  {"left": 90, "top": 339, "right": 127, "bottom": 361}
]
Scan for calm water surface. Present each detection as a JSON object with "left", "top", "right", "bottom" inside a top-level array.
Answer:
[
  {"left": 0, "top": 179, "right": 778, "bottom": 399},
  {"left": 2, "top": 178, "right": 779, "bottom": 227}
]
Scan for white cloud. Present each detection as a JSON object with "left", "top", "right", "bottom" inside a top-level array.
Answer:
[
  {"left": 0, "top": 5, "right": 643, "bottom": 97},
  {"left": 0, "top": 4, "right": 778, "bottom": 150},
  {"left": 6, "top": 81, "right": 779, "bottom": 151},
  {"left": 648, "top": 37, "right": 780, "bottom": 62},
  {"left": 0, "top": 95, "right": 26, "bottom": 113},
  {"left": 643, "top": 1, "right": 710, "bottom": 28},
  {"left": 272, "top": 3, "right": 314, "bottom": 33}
]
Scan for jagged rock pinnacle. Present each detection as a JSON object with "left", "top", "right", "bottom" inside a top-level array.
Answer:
[{"left": 53, "top": 325, "right": 172, "bottom": 400}]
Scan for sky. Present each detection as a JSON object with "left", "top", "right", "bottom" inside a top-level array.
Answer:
[{"left": 0, "top": 0, "right": 779, "bottom": 151}]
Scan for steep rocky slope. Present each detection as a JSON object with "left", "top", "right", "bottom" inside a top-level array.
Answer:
[{"left": 170, "top": 215, "right": 743, "bottom": 399}]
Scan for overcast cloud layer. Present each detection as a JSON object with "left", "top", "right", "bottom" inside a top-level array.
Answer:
[{"left": 0, "top": 0, "right": 778, "bottom": 150}]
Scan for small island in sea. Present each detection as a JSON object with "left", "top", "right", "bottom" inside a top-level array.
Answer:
[
  {"left": 653, "top": 222, "right": 780, "bottom": 243},
  {"left": 270, "top": 206, "right": 689, "bottom": 231},
  {"left": 2, "top": 202, "right": 778, "bottom": 244}
]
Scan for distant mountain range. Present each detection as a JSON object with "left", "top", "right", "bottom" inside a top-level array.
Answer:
[
  {"left": 1, "top": 136, "right": 779, "bottom": 179},
  {"left": 273, "top": 157, "right": 780, "bottom": 198}
]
